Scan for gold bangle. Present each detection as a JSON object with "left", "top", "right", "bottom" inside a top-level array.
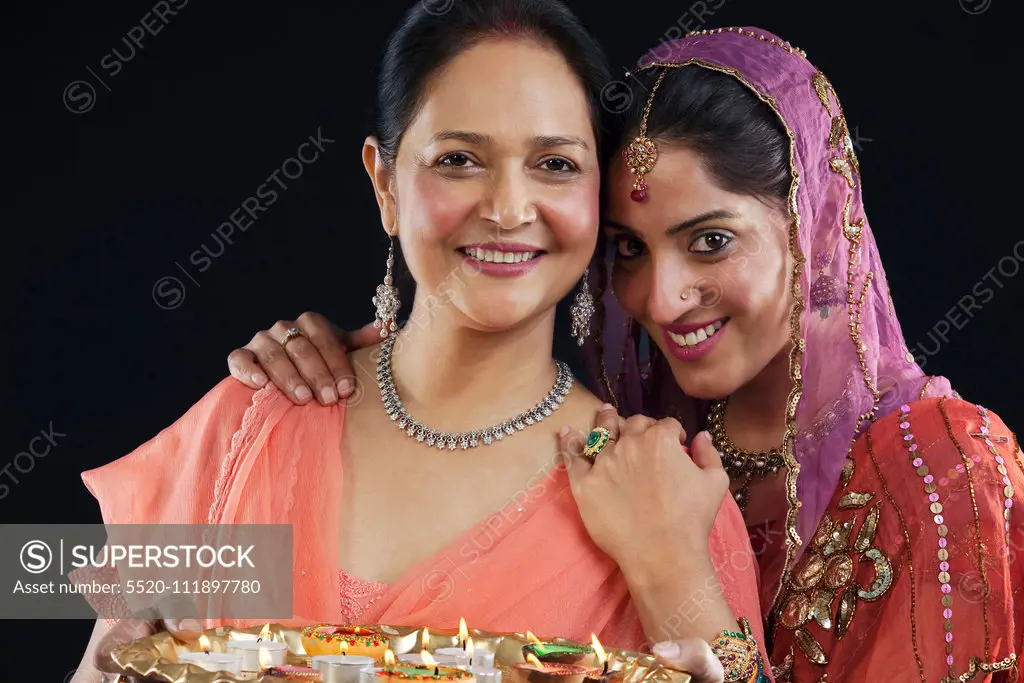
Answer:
[{"left": 710, "top": 617, "right": 761, "bottom": 682}]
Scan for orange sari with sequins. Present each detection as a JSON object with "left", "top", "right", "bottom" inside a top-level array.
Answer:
[
  {"left": 770, "top": 397, "right": 1022, "bottom": 681},
  {"left": 76, "top": 378, "right": 769, "bottom": 656}
]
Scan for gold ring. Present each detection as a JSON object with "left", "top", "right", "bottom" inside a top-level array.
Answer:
[
  {"left": 583, "top": 427, "right": 611, "bottom": 460},
  {"left": 281, "top": 327, "right": 305, "bottom": 348}
]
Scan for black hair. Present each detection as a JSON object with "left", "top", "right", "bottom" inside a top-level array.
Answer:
[
  {"left": 375, "top": 0, "right": 612, "bottom": 168},
  {"left": 372, "top": 0, "right": 612, "bottom": 318},
  {"left": 611, "top": 66, "right": 790, "bottom": 205}
]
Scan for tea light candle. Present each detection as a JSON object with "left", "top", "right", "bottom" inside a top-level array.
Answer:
[
  {"left": 228, "top": 639, "right": 288, "bottom": 671},
  {"left": 179, "top": 651, "right": 243, "bottom": 675},
  {"left": 180, "top": 635, "right": 244, "bottom": 675},
  {"left": 314, "top": 655, "right": 377, "bottom": 683},
  {"left": 433, "top": 648, "right": 470, "bottom": 669},
  {"left": 470, "top": 666, "right": 502, "bottom": 683}
]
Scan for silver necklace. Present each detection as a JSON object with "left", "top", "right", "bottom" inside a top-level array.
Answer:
[{"left": 377, "top": 332, "right": 574, "bottom": 450}]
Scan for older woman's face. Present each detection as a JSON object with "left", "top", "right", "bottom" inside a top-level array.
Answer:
[
  {"left": 382, "top": 37, "right": 600, "bottom": 332},
  {"left": 604, "top": 144, "right": 793, "bottom": 399}
]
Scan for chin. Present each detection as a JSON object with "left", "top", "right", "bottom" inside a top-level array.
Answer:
[
  {"left": 457, "top": 298, "right": 549, "bottom": 332},
  {"left": 664, "top": 358, "right": 738, "bottom": 401}
]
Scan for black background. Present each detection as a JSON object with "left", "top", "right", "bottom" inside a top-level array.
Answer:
[{"left": 3, "top": 0, "right": 1016, "bottom": 677}]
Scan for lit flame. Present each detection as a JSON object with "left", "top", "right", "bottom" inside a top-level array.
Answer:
[
  {"left": 422, "top": 628, "right": 430, "bottom": 651},
  {"left": 458, "top": 618, "right": 469, "bottom": 645},
  {"left": 525, "top": 631, "right": 543, "bottom": 646},
  {"left": 259, "top": 623, "right": 272, "bottom": 641},
  {"left": 591, "top": 634, "right": 607, "bottom": 664},
  {"left": 525, "top": 653, "right": 545, "bottom": 668},
  {"left": 385, "top": 650, "right": 397, "bottom": 667},
  {"left": 421, "top": 651, "right": 437, "bottom": 669},
  {"left": 340, "top": 641, "right": 349, "bottom": 655},
  {"left": 259, "top": 647, "right": 275, "bottom": 669},
  {"left": 466, "top": 637, "right": 475, "bottom": 659},
  {"left": 198, "top": 635, "right": 212, "bottom": 653}
]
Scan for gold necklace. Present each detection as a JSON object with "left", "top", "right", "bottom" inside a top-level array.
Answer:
[{"left": 706, "top": 398, "right": 785, "bottom": 513}]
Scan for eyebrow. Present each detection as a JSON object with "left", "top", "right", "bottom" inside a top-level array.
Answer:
[
  {"left": 427, "top": 130, "right": 590, "bottom": 151},
  {"left": 603, "top": 209, "right": 738, "bottom": 236}
]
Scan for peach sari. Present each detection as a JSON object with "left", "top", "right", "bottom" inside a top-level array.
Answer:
[{"left": 80, "top": 378, "right": 767, "bottom": 654}]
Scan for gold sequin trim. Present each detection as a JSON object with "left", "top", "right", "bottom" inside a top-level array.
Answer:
[
  {"left": 812, "top": 73, "right": 833, "bottom": 116},
  {"left": 838, "top": 491, "right": 874, "bottom": 509},
  {"left": 955, "top": 653, "right": 1017, "bottom": 682},
  {"left": 830, "top": 158, "right": 856, "bottom": 188},
  {"left": 939, "top": 398, "right": 991, "bottom": 659},
  {"left": 866, "top": 428, "right": 927, "bottom": 681},
  {"left": 841, "top": 457, "right": 855, "bottom": 488},
  {"left": 919, "top": 376, "right": 934, "bottom": 399},
  {"left": 684, "top": 26, "right": 808, "bottom": 59},
  {"left": 1011, "top": 429, "right": 1024, "bottom": 477}
]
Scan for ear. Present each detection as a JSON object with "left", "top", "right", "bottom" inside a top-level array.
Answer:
[{"left": 363, "top": 136, "right": 397, "bottom": 236}]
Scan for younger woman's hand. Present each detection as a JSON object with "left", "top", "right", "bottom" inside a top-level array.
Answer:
[
  {"left": 226, "top": 312, "right": 379, "bottom": 405},
  {"left": 652, "top": 639, "right": 725, "bottom": 683},
  {"left": 557, "top": 406, "right": 731, "bottom": 580}
]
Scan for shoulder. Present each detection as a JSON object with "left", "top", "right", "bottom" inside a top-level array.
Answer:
[
  {"left": 850, "top": 395, "right": 1021, "bottom": 551},
  {"left": 862, "top": 396, "right": 1018, "bottom": 475}
]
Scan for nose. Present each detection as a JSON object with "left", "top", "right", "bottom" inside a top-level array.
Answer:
[
  {"left": 481, "top": 165, "right": 538, "bottom": 232},
  {"left": 646, "top": 259, "right": 703, "bottom": 326}
]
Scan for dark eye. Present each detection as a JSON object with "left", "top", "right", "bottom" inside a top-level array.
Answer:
[
  {"left": 541, "top": 157, "right": 578, "bottom": 173},
  {"left": 613, "top": 235, "right": 645, "bottom": 259},
  {"left": 437, "top": 153, "right": 475, "bottom": 168},
  {"left": 690, "top": 232, "right": 732, "bottom": 254}
]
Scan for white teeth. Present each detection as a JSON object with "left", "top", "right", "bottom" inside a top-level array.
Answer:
[
  {"left": 667, "top": 320, "right": 726, "bottom": 348},
  {"left": 463, "top": 247, "right": 538, "bottom": 264}
]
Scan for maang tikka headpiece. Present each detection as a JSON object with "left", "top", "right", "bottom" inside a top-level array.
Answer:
[{"left": 623, "top": 69, "right": 669, "bottom": 202}]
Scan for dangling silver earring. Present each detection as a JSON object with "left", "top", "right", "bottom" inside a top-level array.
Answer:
[
  {"left": 570, "top": 269, "right": 595, "bottom": 346},
  {"left": 372, "top": 235, "right": 401, "bottom": 337}
]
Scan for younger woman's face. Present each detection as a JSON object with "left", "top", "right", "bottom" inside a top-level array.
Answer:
[
  {"left": 604, "top": 144, "right": 793, "bottom": 399},
  {"left": 368, "top": 37, "right": 600, "bottom": 332}
]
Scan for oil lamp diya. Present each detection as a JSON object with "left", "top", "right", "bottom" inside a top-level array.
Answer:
[
  {"left": 302, "top": 625, "right": 391, "bottom": 658},
  {"left": 512, "top": 653, "right": 591, "bottom": 683},
  {"left": 364, "top": 650, "right": 476, "bottom": 683},
  {"left": 521, "top": 632, "right": 598, "bottom": 667}
]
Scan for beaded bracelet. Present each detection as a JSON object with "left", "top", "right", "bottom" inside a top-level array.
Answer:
[{"left": 710, "top": 617, "right": 766, "bottom": 683}]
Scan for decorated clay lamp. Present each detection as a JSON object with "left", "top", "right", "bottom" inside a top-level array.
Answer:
[
  {"left": 512, "top": 653, "right": 590, "bottom": 683},
  {"left": 366, "top": 649, "right": 476, "bottom": 683},
  {"left": 521, "top": 632, "right": 598, "bottom": 667},
  {"left": 179, "top": 635, "right": 244, "bottom": 675},
  {"left": 265, "top": 664, "right": 324, "bottom": 680},
  {"left": 302, "top": 625, "right": 391, "bottom": 659}
]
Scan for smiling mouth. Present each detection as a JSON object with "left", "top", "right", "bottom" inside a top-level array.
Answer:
[
  {"left": 458, "top": 246, "right": 545, "bottom": 264},
  {"left": 666, "top": 319, "right": 727, "bottom": 347}
]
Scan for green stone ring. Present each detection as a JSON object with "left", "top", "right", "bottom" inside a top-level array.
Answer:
[{"left": 583, "top": 426, "right": 611, "bottom": 460}]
